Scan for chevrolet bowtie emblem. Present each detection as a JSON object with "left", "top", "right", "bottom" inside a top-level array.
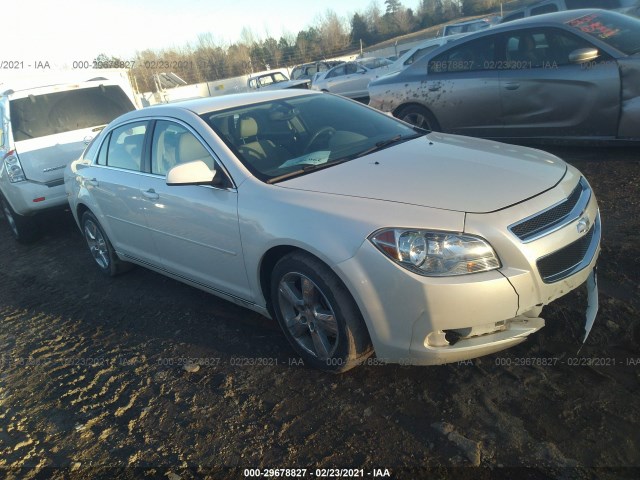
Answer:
[{"left": 576, "top": 215, "right": 591, "bottom": 234}]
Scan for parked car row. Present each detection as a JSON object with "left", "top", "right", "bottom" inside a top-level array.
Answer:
[
  {"left": 310, "top": 57, "right": 394, "bottom": 99},
  {"left": 62, "top": 89, "right": 601, "bottom": 372},
  {"left": 368, "top": 9, "right": 640, "bottom": 143},
  {"left": 247, "top": 71, "right": 310, "bottom": 91}
]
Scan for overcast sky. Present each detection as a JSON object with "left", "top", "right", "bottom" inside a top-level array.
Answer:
[{"left": 7, "top": 0, "right": 420, "bottom": 68}]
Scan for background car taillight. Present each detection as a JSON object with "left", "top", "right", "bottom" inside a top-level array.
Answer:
[{"left": 3, "top": 150, "right": 27, "bottom": 183}]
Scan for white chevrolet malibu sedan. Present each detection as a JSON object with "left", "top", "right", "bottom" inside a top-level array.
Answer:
[{"left": 65, "top": 90, "right": 600, "bottom": 372}]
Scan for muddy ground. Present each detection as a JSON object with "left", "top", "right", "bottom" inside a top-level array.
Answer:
[{"left": 0, "top": 146, "right": 639, "bottom": 480}]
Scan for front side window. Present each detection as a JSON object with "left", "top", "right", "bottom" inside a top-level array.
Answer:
[
  {"left": 97, "top": 121, "right": 147, "bottom": 171},
  {"left": 327, "top": 65, "right": 346, "bottom": 78},
  {"left": 151, "top": 121, "right": 216, "bottom": 175},
  {"left": 505, "top": 28, "right": 607, "bottom": 67}
]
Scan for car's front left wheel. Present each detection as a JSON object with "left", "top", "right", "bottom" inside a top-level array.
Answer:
[
  {"left": 270, "top": 252, "right": 373, "bottom": 372},
  {"left": 81, "top": 211, "right": 132, "bottom": 276}
]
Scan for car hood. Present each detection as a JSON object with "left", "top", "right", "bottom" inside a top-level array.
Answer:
[{"left": 278, "top": 132, "right": 567, "bottom": 213}]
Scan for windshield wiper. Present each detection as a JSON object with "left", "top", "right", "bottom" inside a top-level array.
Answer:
[
  {"left": 353, "top": 133, "right": 424, "bottom": 159},
  {"left": 266, "top": 159, "right": 349, "bottom": 184}
]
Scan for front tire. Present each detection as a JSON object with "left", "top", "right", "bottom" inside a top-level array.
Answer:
[
  {"left": 395, "top": 105, "right": 440, "bottom": 131},
  {"left": 0, "top": 195, "right": 40, "bottom": 243},
  {"left": 81, "top": 211, "right": 131, "bottom": 276},
  {"left": 270, "top": 252, "right": 373, "bottom": 373}
]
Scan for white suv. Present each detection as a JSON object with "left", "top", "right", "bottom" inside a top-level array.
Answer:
[{"left": 0, "top": 79, "right": 137, "bottom": 242}]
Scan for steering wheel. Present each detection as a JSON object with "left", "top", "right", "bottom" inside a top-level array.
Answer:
[{"left": 304, "top": 127, "right": 336, "bottom": 153}]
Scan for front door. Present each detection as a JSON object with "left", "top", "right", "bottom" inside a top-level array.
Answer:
[
  {"left": 140, "top": 120, "right": 252, "bottom": 301},
  {"left": 498, "top": 27, "right": 620, "bottom": 139}
]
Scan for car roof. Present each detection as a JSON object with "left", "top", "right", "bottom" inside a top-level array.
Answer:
[
  {"left": 1, "top": 79, "right": 124, "bottom": 98},
  {"left": 117, "top": 90, "right": 322, "bottom": 120},
  {"left": 446, "top": 18, "right": 491, "bottom": 27},
  {"left": 417, "top": 8, "right": 620, "bottom": 47},
  {"left": 488, "top": 8, "right": 610, "bottom": 29}
]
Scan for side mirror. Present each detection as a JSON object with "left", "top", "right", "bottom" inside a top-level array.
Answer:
[
  {"left": 569, "top": 48, "right": 599, "bottom": 64},
  {"left": 166, "top": 160, "right": 219, "bottom": 186}
]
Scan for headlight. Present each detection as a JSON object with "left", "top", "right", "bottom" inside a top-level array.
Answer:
[
  {"left": 3, "top": 152, "right": 27, "bottom": 183},
  {"left": 369, "top": 228, "right": 500, "bottom": 276}
]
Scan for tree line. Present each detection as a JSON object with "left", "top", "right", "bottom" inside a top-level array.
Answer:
[{"left": 96, "top": 0, "right": 532, "bottom": 92}]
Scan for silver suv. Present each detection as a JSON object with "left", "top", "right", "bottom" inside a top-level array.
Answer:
[{"left": 1, "top": 79, "right": 137, "bottom": 242}]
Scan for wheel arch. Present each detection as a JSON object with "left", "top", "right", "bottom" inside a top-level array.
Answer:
[
  {"left": 393, "top": 102, "right": 441, "bottom": 131},
  {"left": 258, "top": 245, "right": 359, "bottom": 321}
]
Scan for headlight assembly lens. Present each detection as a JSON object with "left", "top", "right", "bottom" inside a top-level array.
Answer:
[
  {"left": 398, "top": 231, "right": 427, "bottom": 267},
  {"left": 370, "top": 229, "right": 500, "bottom": 276}
]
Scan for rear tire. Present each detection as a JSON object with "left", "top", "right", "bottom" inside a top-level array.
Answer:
[
  {"left": 81, "top": 211, "right": 132, "bottom": 276},
  {"left": 270, "top": 252, "right": 373, "bottom": 373},
  {"left": 0, "top": 195, "right": 40, "bottom": 243},
  {"left": 396, "top": 105, "right": 440, "bottom": 131}
]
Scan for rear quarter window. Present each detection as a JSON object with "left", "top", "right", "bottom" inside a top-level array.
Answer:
[{"left": 9, "top": 85, "right": 135, "bottom": 142}]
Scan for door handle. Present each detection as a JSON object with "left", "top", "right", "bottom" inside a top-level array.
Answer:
[
  {"left": 85, "top": 178, "right": 99, "bottom": 187},
  {"left": 142, "top": 188, "right": 159, "bottom": 200},
  {"left": 428, "top": 84, "right": 441, "bottom": 91},
  {"left": 504, "top": 82, "right": 520, "bottom": 90}
]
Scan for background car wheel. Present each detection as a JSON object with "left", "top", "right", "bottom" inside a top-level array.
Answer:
[
  {"left": 270, "top": 252, "right": 373, "bottom": 373},
  {"left": 81, "top": 211, "right": 132, "bottom": 276},
  {"left": 396, "top": 105, "right": 440, "bottom": 131},
  {"left": 0, "top": 195, "right": 40, "bottom": 243}
]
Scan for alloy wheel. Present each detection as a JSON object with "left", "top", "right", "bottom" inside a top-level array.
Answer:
[{"left": 277, "top": 272, "right": 339, "bottom": 360}]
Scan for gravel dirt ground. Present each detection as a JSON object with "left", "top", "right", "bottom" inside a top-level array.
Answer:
[{"left": 0, "top": 146, "right": 639, "bottom": 480}]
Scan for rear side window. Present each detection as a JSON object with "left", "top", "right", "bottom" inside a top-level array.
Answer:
[
  {"left": 566, "top": 0, "right": 620, "bottom": 8},
  {"left": 9, "top": 85, "right": 135, "bottom": 142},
  {"left": 0, "top": 104, "right": 4, "bottom": 148},
  {"left": 531, "top": 4, "right": 559, "bottom": 15},
  {"left": 96, "top": 121, "right": 147, "bottom": 171},
  {"left": 429, "top": 36, "right": 496, "bottom": 73},
  {"left": 502, "top": 12, "right": 525, "bottom": 22},
  {"left": 405, "top": 45, "right": 440, "bottom": 66}
]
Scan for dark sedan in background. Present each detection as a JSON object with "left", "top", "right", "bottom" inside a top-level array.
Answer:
[{"left": 368, "top": 10, "right": 640, "bottom": 143}]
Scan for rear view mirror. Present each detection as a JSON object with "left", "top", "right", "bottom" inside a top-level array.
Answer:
[
  {"left": 166, "top": 160, "right": 217, "bottom": 186},
  {"left": 569, "top": 48, "right": 599, "bottom": 64}
]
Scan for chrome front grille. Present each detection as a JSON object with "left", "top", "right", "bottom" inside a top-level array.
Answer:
[
  {"left": 536, "top": 212, "right": 600, "bottom": 283},
  {"left": 509, "top": 178, "right": 590, "bottom": 243}
]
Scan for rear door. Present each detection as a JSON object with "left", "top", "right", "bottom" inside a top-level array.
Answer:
[
  {"left": 425, "top": 34, "right": 503, "bottom": 136},
  {"left": 498, "top": 27, "right": 620, "bottom": 139},
  {"left": 87, "top": 120, "right": 153, "bottom": 260}
]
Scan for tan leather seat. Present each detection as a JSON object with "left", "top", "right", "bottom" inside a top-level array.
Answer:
[
  {"left": 179, "top": 133, "right": 212, "bottom": 167},
  {"left": 236, "top": 115, "right": 288, "bottom": 171}
]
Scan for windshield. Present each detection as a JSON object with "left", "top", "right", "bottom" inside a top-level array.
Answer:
[
  {"left": 9, "top": 85, "right": 135, "bottom": 142},
  {"left": 201, "top": 93, "right": 423, "bottom": 183},
  {"left": 566, "top": 11, "right": 640, "bottom": 55}
]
